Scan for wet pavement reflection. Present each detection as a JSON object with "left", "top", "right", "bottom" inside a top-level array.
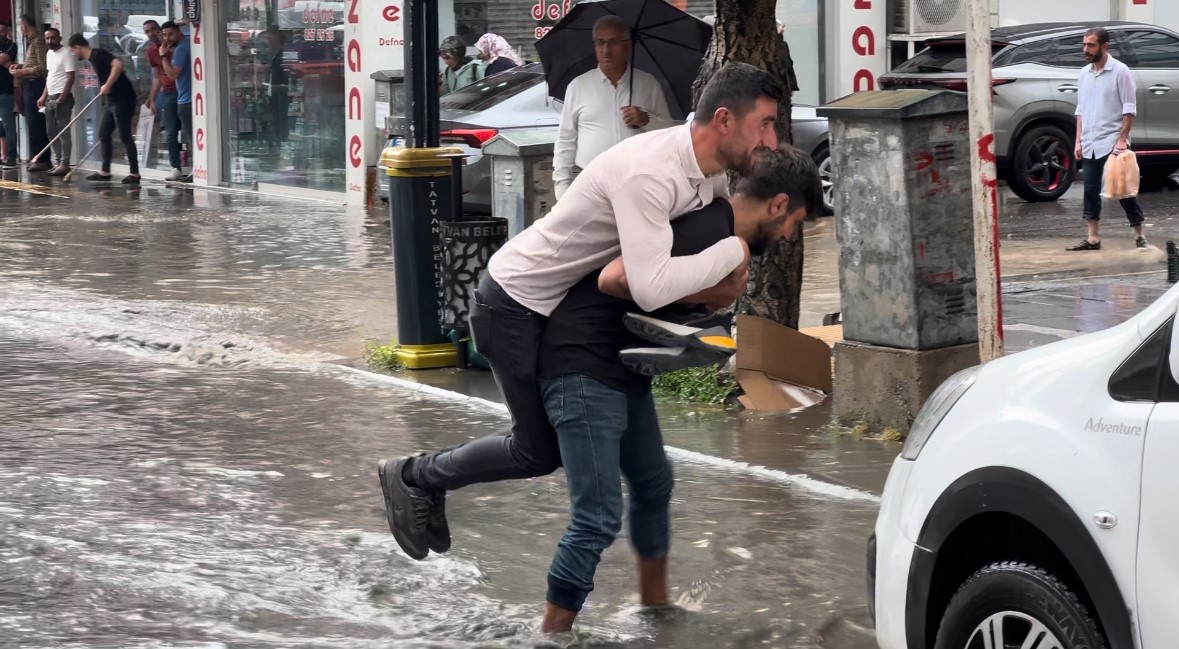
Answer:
[{"left": 0, "top": 185, "right": 879, "bottom": 648}]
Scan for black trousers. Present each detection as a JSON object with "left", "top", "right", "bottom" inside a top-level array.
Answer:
[
  {"left": 100, "top": 97, "right": 138, "bottom": 175},
  {"left": 22, "top": 79, "right": 47, "bottom": 163},
  {"left": 409, "top": 274, "right": 563, "bottom": 491}
]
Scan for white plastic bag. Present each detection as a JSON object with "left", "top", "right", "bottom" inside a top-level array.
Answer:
[
  {"left": 135, "top": 104, "right": 156, "bottom": 170},
  {"left": 1102, "top": 150, "right": 1140, "bottom": 200}
]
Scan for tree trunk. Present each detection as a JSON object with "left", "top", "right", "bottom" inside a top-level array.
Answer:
[{"left": 692, "top": 0, "right": 804, "bottom": 330}]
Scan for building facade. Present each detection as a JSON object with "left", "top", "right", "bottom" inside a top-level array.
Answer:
[{"left": 3, "top": 0, "right": 1172, "bottom": 203}]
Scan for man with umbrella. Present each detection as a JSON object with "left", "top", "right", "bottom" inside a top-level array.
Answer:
[{"left": 552, "top": 15, "right": 672, "bottom": 200}]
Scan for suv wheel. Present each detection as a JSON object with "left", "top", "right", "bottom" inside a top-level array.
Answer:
[
  {"left": 814, "top": 144, "right": 835, "bottom": 216},
  {"left": 1009, "top": 125, "right": 1075, "bottom": 203},
  {"left": 934, "top": 562, "right": 1107, "bottom": 649}
]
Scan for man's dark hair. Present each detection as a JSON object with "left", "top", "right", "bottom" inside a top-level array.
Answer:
[
  {"left": 45, "top": 27, "right": 60, "bottom": 38},
  {"left": 20, "top": 14, "right": 37, "bottom": 30},
  {"left": 161, "top": 21, "right": 179, "bottom": 31},
  {"left": 735, "top": 145, "right": 824, "bottom": 217},
  {"left": 143, "top": 20, "right": 160, "bottom": 30},
  {"left": 693, "top": 62, "right": 783, "bottom": 123},
  {"left": 1086, "top": 27, "right": 1110, "bottom": 45},
  {"left": 67, "top": 33, "right": 88, "bottom": 48}
]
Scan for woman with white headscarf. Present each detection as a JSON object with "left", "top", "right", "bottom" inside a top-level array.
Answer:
[{"left": 475, "top": 33, "right": 522, "bottom": 76}]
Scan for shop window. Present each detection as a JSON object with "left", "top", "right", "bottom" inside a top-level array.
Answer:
[{"left": 223, "top": 0, "right": 345, "bottom": 192}]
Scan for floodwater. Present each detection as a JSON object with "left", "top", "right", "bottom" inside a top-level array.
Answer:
[{"left": 0, "top": 186, "right": 881, "bottom": 648}]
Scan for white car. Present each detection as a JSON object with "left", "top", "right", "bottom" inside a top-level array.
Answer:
[{"left": 870, "top": 283, "right": 1179, "bottom": 648}]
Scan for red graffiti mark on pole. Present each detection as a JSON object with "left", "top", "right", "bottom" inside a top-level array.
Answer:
[{"left": 196, "top": 128, "right": 205, "bottom": 151}]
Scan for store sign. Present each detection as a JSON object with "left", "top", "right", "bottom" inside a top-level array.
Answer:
[
  {"left": 343, "top": 0, "right": 368, "bottom": 203},
  {"left": 531, "top": 0, "right": 571, "bottom": 39},
  {"left": 191, "top": 21, "right": 210, "bottom": 184},
  {"left": 303, "top": 4, "right": 339, "bottom": 42},
  {"left": 184, "top": 0, "right": 201, "bottom": 24},
  {"left": 832, "top": 0, "right": 886, "bottom": 98}
]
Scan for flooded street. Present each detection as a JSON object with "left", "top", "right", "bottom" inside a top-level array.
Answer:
[
  {"left": 4, "top": 175, "right": 1174, "bottom": 647},
  {"left": 0, "top": 186, "right": 880, "bottom": 648}
]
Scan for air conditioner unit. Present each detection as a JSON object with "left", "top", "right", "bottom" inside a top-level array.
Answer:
[{"left": 891, "top": 0, "right": 967, "bottom": 35}]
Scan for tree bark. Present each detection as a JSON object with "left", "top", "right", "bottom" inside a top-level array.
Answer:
[{"left": 692, "top": 0, "right": 804, "bottom": 330}]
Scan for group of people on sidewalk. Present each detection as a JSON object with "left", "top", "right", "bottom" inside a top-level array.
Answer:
[
  {"left": 0, "top": 17, "right": 192, "bottom": 185},
  {"left": 377, "top": 54, "right": 824, "bottom": 633}
]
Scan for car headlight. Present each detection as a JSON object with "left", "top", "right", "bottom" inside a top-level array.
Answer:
[{"left": 901, "top": 366, "right": 980, "bottom": 460}]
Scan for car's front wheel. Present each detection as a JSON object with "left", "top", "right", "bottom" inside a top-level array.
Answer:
[
  {"left": 1009, "top": 125, "right": 1075, "bottom": 203},
  {"left": 814, "top": 144, "right": 834, "bottom": 216},
  {"left": 934, "top": 562, "right": 1107, "bottom": 649}
]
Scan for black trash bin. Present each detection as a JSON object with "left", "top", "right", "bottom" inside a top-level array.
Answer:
[{"left": 440, "top": 215, "right": 509, "bottom": 368}]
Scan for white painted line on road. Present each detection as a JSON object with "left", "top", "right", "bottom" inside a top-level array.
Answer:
[{"left": 337, "top": 365, "right": 881, "bottom": 504}]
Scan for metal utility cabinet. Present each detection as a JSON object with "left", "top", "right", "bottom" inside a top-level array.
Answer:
[
  {"left": 481, "top": 128, "right": 557, "bottom": 238},
  {"left": 817, "top": 89, "right": 982, "bottom": 433}
]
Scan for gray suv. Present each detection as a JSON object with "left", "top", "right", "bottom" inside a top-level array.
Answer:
[{"left": 880, "top": 22, "right": 1179, "bottom": 203}]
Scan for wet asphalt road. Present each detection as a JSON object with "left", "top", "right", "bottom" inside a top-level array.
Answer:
[
  {"left": 0, "top": 180, "right": 881, "bottom": 648},
  {"left": 1, "top": 173, "right": 1176, "bottom": 647}
]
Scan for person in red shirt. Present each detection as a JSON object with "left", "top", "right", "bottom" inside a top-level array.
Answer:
[{"left": 144, "top": 20, "right": 183, "bottom": 179}]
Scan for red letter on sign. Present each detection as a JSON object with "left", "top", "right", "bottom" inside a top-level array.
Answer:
[
  {"left": 348, "top": 0, "right": 359, "bottom": 23},
  {"left": 854, "top": 0, "right": 871, "bottom": 8},
  {"left": 348, "top": 87, "right": 362, "bottom": 120},
  {"left": 194, "top": 92, "right": 204, "bottom": 116},
  {"left": 852, "top": 26, "right": 875, "bottom": 56},
  {"left": 854, "top": 69, "right": 875, "bottom": 92},
  {"left": 347, "top": 39, "right": 362, "bottom": 73},
  {"left": 531, "top": 0, "right": 544, "bottom": 20},
  {"left": 193, "top": 22, "right": 201, "bottom": 45},
  {"left": 194, "top": 57, "right": 204, "bottom": 81}
]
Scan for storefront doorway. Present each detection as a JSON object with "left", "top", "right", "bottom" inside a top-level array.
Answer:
[{"left": 220, "top": 0, "right": 345, "bottom": 192}]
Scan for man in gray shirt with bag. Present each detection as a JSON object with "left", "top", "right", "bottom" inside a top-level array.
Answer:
[
  {"left": 1068, "top": 26, "right": 1148, "bottom": 252},
  {"left": 378, "top": 62, "right": 782, "bottom": 562}
]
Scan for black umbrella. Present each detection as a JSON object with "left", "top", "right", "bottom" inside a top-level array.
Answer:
[{"left": 535, "top": 0, "right": 713, "bottom": 120}]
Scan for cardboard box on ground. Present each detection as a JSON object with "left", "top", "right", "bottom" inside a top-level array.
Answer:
[{"left": 734, "top": 315, "right": 833, "bottom": 411}]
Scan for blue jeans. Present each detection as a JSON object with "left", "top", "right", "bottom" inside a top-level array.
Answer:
[
  {"left": 159, "top": 91, "right": 181, "bottom": 169},
  {"left": 541, "top": 374, "right": 673, "bottom": 612},
  {"left": 1083, "top": 153, "right": 1145, "bottom": 226}
]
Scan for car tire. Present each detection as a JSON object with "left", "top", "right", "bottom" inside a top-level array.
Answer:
[
  {"left": 814, "top": 144, "right": 835, "bottom": 216},
  {"left": 1009, "top": 125, "right": 1076, "bottom": 203},
  {"left": 934, "top": 561, "right": 1108, "bottom": 649}
]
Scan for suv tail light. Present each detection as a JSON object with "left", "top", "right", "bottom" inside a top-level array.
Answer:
[
  {"left": 440, "top": 128, "right": 499, "bottom": 148},
  {"left": 879, "top": 78, "right": 1015, "bottom": 93}
]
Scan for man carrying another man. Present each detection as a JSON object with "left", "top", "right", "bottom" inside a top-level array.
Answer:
[
  {"left": 158, "top": 22, "right": 193, "bottom": 182},
  {"left": 552, "top": 15, "right": 673, "bottom": 200},
  {"left": 144, "top": 20, "right": 183, "bottom": 179},
  {"left": 535, "top": 145, "right": 822, "bottom": 631},
  {"left": 378, "top": 61, "right": 780, "bottom": 574}
]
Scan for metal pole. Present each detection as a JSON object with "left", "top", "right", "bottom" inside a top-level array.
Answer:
[{"left": 965, "top": 0, "right": 1004, "bottom": 361}]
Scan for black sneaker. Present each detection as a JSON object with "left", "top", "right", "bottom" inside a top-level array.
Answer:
[
  {"left": 623, "top": 313, "right": 736, "bottom": 353},
  {"left": 122, "top": 175, "right": 141, "bottom": 185},
  {"left": 377, "top": 457, "right": 431, "bottom": 560},
  {"left": 1066, "top": 239, "right": 1101, "bottom": 251},
  {"left": 620, "top": 345, "right": 735, "bottom": 377},
  {"left": 86, "top": 173, "right": 112, "bottom": 182},
  {"left": 1, "top": 160, "right": 17, "bottom": 170},
  {"left": 427, "top": 490, "right": 451, "bottom": 553},
  {"left": 1137, "top": 237, "right": 1149, "bottom": 251}
]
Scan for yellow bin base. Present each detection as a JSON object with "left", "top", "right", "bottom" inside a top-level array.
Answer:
[{"left": 395, "top": 343, "right": 458, "bottom": 370}]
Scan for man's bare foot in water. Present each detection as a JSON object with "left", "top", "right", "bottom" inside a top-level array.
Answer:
[
  {"left": 541, "top": 601, "right": 578, "bottom": 633},
  {"left": 638, "top": 554, "right": 669, "bottom": 606}
]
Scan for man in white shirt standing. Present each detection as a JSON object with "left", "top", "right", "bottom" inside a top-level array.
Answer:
[
  {"left": 552, "top": 15, "right": 673, "bottom": 200},
  {"left": 37, "top": 27, "right": 75, "bottom": 176},
  {"left": 1068, "top": 26, "right": 1147, "bottom": 252}
]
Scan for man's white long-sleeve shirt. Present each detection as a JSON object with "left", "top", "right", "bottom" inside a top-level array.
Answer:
[
  {"left": 552, "top": 66, "right": 673, "bottom": 198},
  {"left": 488, "top": 123, "right": 746, "bottom": 316}
]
